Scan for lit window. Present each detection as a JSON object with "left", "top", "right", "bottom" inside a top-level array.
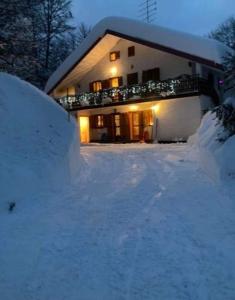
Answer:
[
  {"left": 110, "top": 51, "right": 120, "bottom": 62},
  {"left": 97, "top": 115, "right": 104, "bottom": 128},
  {"left": 93, "top": 81, "right": 102, "bottom": 92},
  {"left": 114, "top": 114, "right": 121, "bottom": 136},
  {"left": 115, "top": 114, "right": 120, "bottom": 126},
  {"left": 110, "top": 77, "right": 119, "bottom": 88}
]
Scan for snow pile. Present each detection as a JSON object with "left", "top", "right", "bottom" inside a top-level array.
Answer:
[
  {"left": 0, "top": 73, "right": 80, "bottom": 202},
  {"left": 189, "top": 98, "right": 235, "bottom": 182}
]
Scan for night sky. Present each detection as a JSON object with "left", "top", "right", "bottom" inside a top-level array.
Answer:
[{"left": 73, "top": 0, "right": 235, "bottom": 36}]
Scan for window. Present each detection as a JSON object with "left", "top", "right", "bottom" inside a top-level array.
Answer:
[
  {"left": 127, "top": 72, "right": 138, "bottom": 85},
  {"left": 142, "top": 68, "right": 160, "bottom": 83},
  {"left": 97, "top": 115, "right": 104, "bottom": 128},
  {"left": 110, "top": 77, "right": 119, "bottom": 88},
  {"left": 128, "top": 46, "right": 135, "bottom": 57},
  {"left": 90, "top": 115, "right": 104, "bottom": 129},
  {"left": 109, "top": 77, "right": 123, "bottom": 88},
  {"left": 114, "top": 114, "right": 121, "bottom": 136},
  {"left": 90, "top": 81, "right": 102, "bottom": 92},
  {"left": 110, "top": 51, "right": 120, "bottom": 62},
  {"left": 102, "top": 79, "right": 110, "bottom": 90}
]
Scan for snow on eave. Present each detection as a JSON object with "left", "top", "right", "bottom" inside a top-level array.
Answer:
[{"left": 45, "top": 16, "right": 231, "bottom": 94}]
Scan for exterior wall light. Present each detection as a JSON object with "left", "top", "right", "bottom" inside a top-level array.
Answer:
[
  {"left": 129, "top": 105, "right": 138, "bottom": 111},
  {"left": 111, "top": 67, "right": 117, "bottom": 76},
  {"left": 151, "top": 104, "right": 160, "bottom": 113}
]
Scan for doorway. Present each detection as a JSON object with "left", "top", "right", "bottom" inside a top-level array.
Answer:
[{"left": 79, "top": 116, "right": 90, "bottom": 143}]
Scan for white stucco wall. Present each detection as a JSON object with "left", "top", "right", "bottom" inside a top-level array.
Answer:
[
  {"left": 155, "top": 96, "right": 202, "bottom": 142},
  {"left": 78, "top": 39, "right": 193, "bottom": 92},
  {"left": 78, "top": 95, "right": 210, "bottom": 142}
]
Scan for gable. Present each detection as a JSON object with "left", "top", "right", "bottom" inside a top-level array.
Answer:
[{"left": 45, "top": 17, "right": 230, "bottom": 94}]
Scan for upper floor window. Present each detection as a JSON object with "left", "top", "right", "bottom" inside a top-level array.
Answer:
[
  {"left": 127, "top": 72, "right": 138, "bottom": 85},
  {"left": 128, "top": 46, "right": 135, "bottom": 57},
  {"left": 142, "top": 68, "right": 160, "bottom": 83},
  {"left": 110, "top": 51, "right": 120, "bottom": 62},
  {"left": 91, "top": 81, "right": 102, "bottom": 92},
  {"left": 110, "top": 77, "right": 123, "bottom": 88},
  {"left": 110, "top": 77, "right": 119, "bottom": 88}
]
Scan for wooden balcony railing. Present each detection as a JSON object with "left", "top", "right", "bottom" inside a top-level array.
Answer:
[{"left": 55, "top": 75, "right": 212, "bottom": 111}]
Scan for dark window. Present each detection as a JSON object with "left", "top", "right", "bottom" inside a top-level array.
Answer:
[
  {"left": 142, "top": 68, "right": 160, "bottom": 83},
  {"left": 110, "top": 51, "right": 120, "bottom": 61},
  {"left": 102, "top": 79, "right": 110, "bottom": 90},
  {"left": 128, "top": 46, "right": 135, "bottom": 57},
  {"left": 127, "top": 72, "right": 138, "bottom": 85}
]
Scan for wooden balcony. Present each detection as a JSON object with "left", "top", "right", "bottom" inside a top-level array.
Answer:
[{"left": 55, "top": 75, "right": 213, "bottom": 111}]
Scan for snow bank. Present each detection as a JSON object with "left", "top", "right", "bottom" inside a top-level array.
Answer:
[
  {"left": 0, "top": 73, "right": 80, "bottom": 202},
  {"left": 189, "top": 103, "right": 235, "bottom": 183}
]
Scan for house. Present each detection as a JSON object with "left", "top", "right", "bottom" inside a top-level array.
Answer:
[{"left": 45, "top": 17, "right": 229, "bottom": 143}]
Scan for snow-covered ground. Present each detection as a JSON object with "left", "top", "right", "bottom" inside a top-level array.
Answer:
[{"left": 1, "top": 143, "right": 235, "bottom": 300}]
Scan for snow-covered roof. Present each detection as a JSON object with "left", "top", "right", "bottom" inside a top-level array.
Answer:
[{"left": 45, "top": 16, "right": 230, "bottom": 94}]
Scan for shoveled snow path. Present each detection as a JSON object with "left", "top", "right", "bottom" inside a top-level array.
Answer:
[{"left": 1, "top": 144, "right": 235, "bottom": 300}]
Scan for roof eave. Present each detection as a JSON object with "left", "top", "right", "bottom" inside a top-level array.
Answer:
[{"left": 47, "top": 31, "right": 224, "bottom": 95}]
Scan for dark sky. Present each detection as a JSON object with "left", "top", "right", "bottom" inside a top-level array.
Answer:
[{"left": 73, "top": 0, "right": 235, "bottom": 36}]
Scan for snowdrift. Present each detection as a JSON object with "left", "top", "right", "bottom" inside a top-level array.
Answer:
[
  {"left": 0, "top": 73, "right": 80, "bottom": 202},
  {"left": 189, "top": 99, "right": 235, "bottom": 183}
]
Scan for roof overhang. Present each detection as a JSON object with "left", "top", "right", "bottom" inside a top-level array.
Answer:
[{"left": 45, "top": 17, "right": 229, "bottom": 95}]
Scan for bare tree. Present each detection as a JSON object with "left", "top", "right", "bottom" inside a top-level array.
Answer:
[
  {"left": 76, "top": 22, "right": 92, "bottom": 45},
  {"left": 209, "top": 17, "right": 235, "bottom": 95}
]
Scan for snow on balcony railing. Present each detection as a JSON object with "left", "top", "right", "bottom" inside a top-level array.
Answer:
[{"left": 55, "top": 75, "right": 208, "bottom": 110}]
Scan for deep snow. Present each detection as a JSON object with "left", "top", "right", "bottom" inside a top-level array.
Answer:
[
  {"left": 1, "top": 144, "right": 235, "bottom": 300},
  {"left": 1, "top": 73, "right": 235, "bottom": 299},
  {"left": 189, "top": 106, "right": 235, "bottom": 183},
  {"left": 0, "top": 73, "right": 80, "bottom": 203}
]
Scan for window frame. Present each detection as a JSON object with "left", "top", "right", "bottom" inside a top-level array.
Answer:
[
  {"left": 142, "top": 68, "right": 160, "bottom": 83},
  {"left": 128, "top": 46, "right": 135, "bottom": 57},
  {"left": 90, "top": 80, "right": 102, "bottom": 92},
  {"left": 127, "top": 72, "right": 138, "bottom": 86},
  {"left": 96, "top": 115, "right": 104, "bottom": 128},
  {"left": 109, "top": 51, "right": 120, "bottom": 62}
]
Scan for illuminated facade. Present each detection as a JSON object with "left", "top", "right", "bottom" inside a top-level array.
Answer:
[{"left": 45, "top": 17, "right": 228, "bottom": 143}]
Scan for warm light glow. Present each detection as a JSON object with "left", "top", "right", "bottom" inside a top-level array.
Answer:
[
  {"left": 93, "top": 81, "right": 102, "bottom": 92},
  {"left": 79, "top": 117, "right": 89, "bottom": 143},
  {"left": 110, "top": 67, "right": 117, "bottom": 76},
  {"left": 110, "top": 77, "right": 119, "bottom": 88},
  {"left": 151, "top": 104, "right": 160, "bottom": 113},
  {"left": 129, "top": 105, "right": 138, "bottom": 111}
]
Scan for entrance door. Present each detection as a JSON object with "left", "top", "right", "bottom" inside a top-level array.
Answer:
[{"left": 79, "top": 116, "right": 90, "bottom": 143}]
